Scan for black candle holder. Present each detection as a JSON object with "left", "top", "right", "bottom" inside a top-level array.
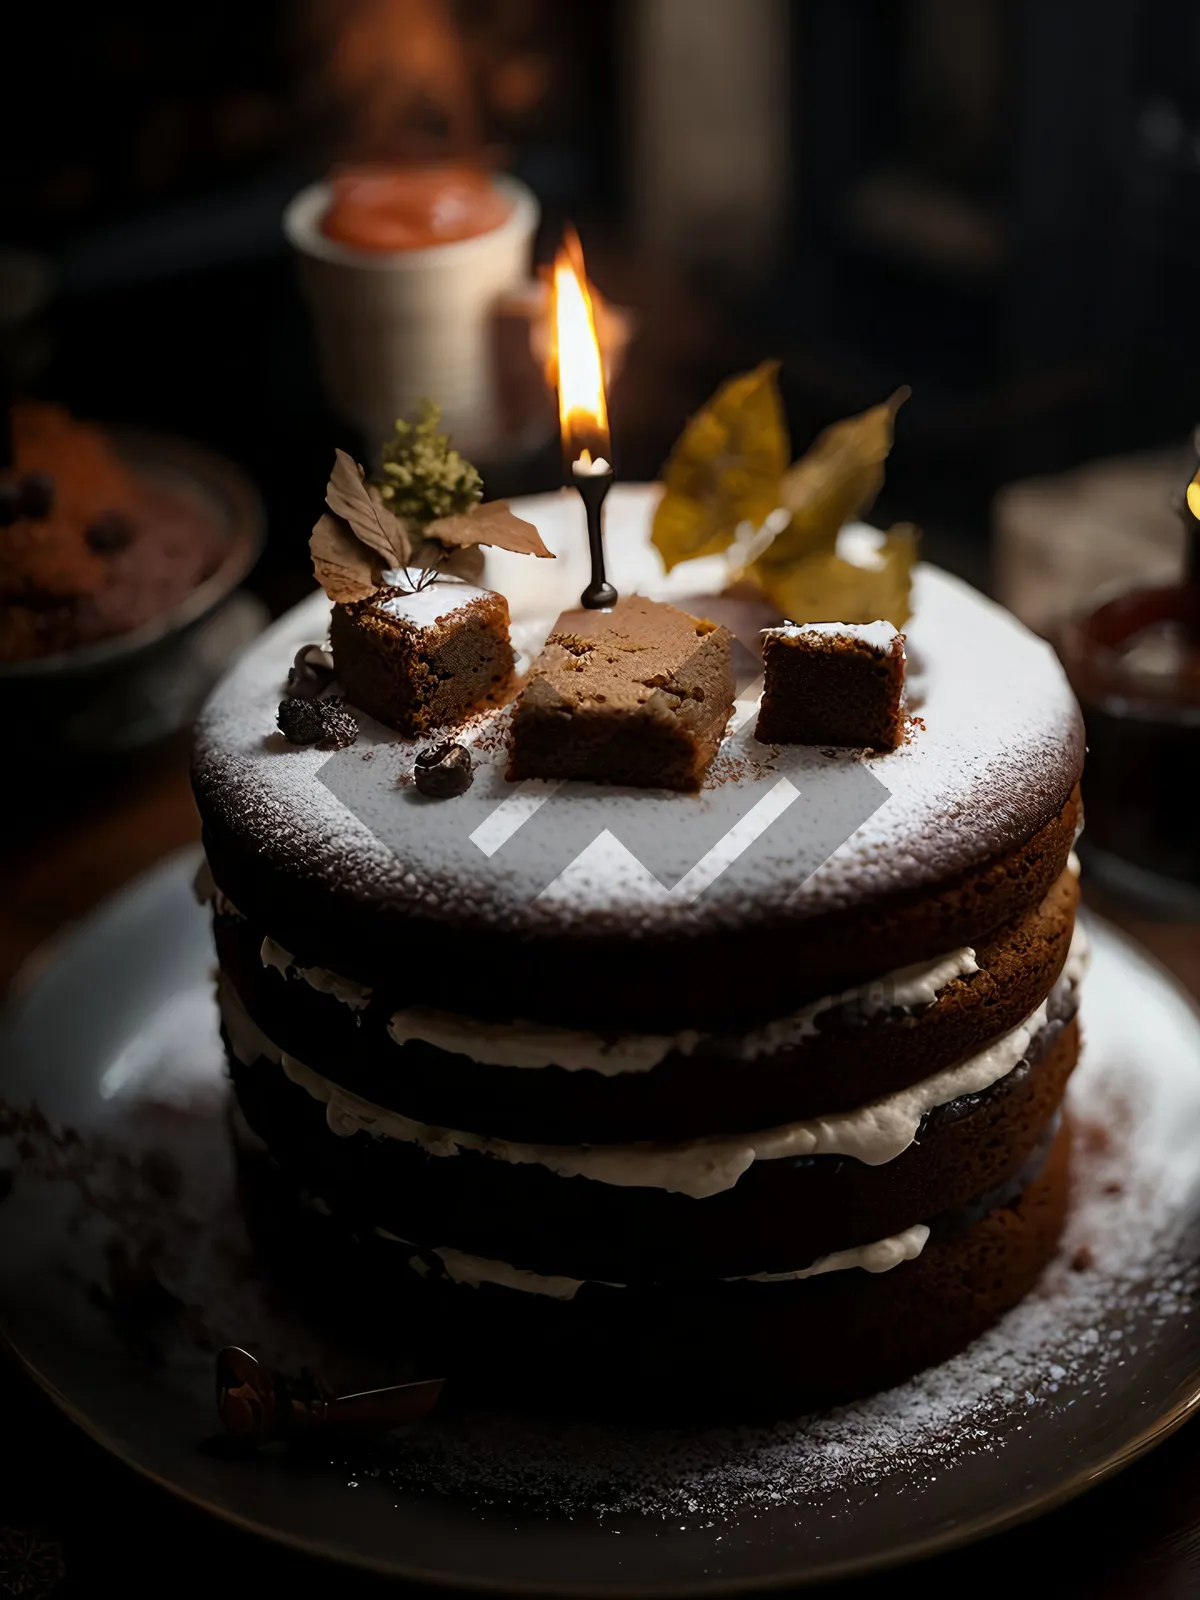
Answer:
[{"left": 572, "top": 461, "right": 618, "bottom": 610}]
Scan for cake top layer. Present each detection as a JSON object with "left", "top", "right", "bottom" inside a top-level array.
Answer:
[
  {"left": 193, "top": 485, "right": 1082, "bottom": 945},
  {"left": 525, "top": 595, "right": 723, "bottom": 715}
]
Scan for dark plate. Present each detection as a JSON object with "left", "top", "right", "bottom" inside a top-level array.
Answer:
[{"left": 1, "top": 849, "right": 1199, "bottom": 1596}]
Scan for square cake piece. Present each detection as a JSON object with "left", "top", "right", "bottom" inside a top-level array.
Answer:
[
  {"left": 330, "top": 574, "right": 515, "bottom": 735},
  {"left": 754, "top": 620, "right": 906, "bottom": 750},
  {"left": 508, "top": 595, "right": 735, "bottom": 791}
]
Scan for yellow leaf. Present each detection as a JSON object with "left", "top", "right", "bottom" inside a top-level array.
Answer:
[
  {"left": 651, "top": 362, "right": 789, "bottom": 572},
  {"left": 755, "top": 388, "right": 910, "bottom": 573},
  {"left": 755, "top": 523, "right": 919, "bottom": 629}
]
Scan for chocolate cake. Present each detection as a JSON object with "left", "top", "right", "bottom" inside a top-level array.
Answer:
[
  {"left": 192, "top": 488, "right": 1087, "bottom": 1417},
  {"left": 756, "top": 620, "right": 906, "bottom": 749},
  {"left": 329, "top": 575, "right": 514, "bottom": 735},
  {"left": 507, "top": 595, "right": 734, "bottom": 790}
]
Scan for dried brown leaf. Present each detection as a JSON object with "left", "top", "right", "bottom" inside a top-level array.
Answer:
[
  {"left": 425, "top": 501, "right": 554, "bottom": 558},
  {"left": 407, "top": 537, "right": 486, "bottom": 583},
  {"left": 326, "top": 448, "right": 412, "bottom": 569},
  {"left": 309, "top": 511, "right": 377, "bottom": 604}
]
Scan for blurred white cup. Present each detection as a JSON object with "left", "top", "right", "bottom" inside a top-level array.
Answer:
[{"left": 284, "top": 173, "right": 540, "bottom": 460}]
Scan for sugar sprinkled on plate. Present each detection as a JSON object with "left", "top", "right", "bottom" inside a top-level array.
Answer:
[{"left": 331, "top": 951, "right": 1200, "bottom": 1522}]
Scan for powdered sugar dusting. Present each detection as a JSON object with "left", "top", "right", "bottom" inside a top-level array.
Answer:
[
  {"left": 375, "top": 574, "right": 489, "bottom": 630},
  {"left": 765, "top": 619, "right": 900, "bottom": 653}
]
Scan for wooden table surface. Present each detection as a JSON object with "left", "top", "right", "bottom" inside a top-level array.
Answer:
[{"left": 1, "top": 751, "right": 1199, "bottom": 1600}]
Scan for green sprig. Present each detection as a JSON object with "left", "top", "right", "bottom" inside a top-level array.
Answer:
[{"left": 376, "top": 400, "right": 483, "bottom": 524}]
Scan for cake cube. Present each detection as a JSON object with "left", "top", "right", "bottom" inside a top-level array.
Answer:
[
  {"left": 755, "top": 620, "right": 906, "bottom": 750},
  {"left": 330, "top": 574, "right": 515, "bottom": 735},
  {"left": 508, "top": 595, "right": 735, "bottom": 791}
]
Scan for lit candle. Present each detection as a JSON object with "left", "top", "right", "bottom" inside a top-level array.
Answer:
[{"left": 550, "top": 227, "right": 617, "bottom": 609}]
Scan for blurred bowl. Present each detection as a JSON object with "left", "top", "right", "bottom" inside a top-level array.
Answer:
[
  {"left": 1061, "top": 580, "right": 1200, "bottom": 917},
  {"left": 1, "top": 430, "right": 265, "bottom": 763}
]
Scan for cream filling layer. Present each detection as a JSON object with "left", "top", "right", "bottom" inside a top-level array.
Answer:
[
  {"left": 208, "top": 840, "right": 1080, "bottom": 1078},
  {"left": 220, "top": 919, "right": 1086, "bottom": 1199},
  {"left": 260, "top": 937, "right": 373, "bottom": 1012},
  {"left": 241, "top": 856, "right": 1085, "bottom": 1077},
  {"left": 372, "top": 1222, "right": 932, "bottom": 1301},
  {"left": 257, "top": 933, "right": 982, "bottom": 1075}
]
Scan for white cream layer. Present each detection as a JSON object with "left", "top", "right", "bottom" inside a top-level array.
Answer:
[
  {"left": 260, "top": 937, "right": 373, "bottom": 1012},
  {"left": 232, "top": 850, "right": 1082, "bottom": 1079},
  {"left": 255, "top": 927, "right": 981, "bottom": 1075},
  {"left": 371, "top": 1222, "right": 932, "bottom": 1301},
  {"left": 220, "top": 919, "right": 1086, "bottom": 1199}
]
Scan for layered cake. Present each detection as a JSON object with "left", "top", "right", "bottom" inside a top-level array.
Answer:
[{"left": 193, "top": 487, "right": 1086, "bottom": 1417}]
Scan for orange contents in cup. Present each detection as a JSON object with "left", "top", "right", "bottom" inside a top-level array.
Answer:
[{"left": 320, "top": 164, "right": 513, "bottom": 252}]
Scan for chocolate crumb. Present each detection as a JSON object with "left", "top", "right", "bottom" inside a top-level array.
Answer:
[
  {"left": 276, "top": 696, "right": 359, "bottom": 750},
  {"left": 414, "top": 740, "right": 473, "bottom": 798},
  {"left": 1071, "top": 1244, "right": 1094, "bottom": 1272},
  {"left": 315, "top": 700, "right": 359, "bottom": 750},
  {"left": 277, "top": 697, "right": 325, "bottom": 745}
]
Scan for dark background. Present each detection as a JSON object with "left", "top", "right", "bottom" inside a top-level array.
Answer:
[{"left": 5, "top": 0, "right": 1200, "bottom": 609}]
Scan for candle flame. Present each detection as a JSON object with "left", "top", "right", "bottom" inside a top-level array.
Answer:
[
  {"left": 549, "top": 226, "right": 609, "bottom": 466},
  {"left": 1188, "top": 464, "right": 1200, "bottom": 521}
]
